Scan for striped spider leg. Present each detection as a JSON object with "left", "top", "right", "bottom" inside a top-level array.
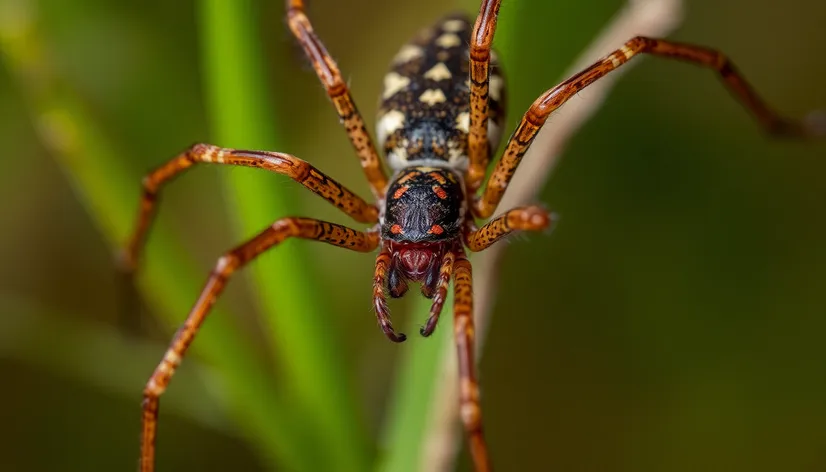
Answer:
[
  {"left": 285, "top": 0, "right": 388, "bottom": 199},
  {"left": 127, "top": 144, "right": 380, "bottom": 472},
  {"left": 139, "top": 219, "right": 379, "bottom": 472},
  {"left": 469, "top": 0, "right": 825, "bottom": 219},
  {"left": 122, "top": 144, "right": 378, "bottom": 270}
]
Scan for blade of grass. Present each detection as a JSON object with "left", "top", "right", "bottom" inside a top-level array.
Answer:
[
  {"left": 198, "top": 1, "right": 370, "bottom": 470},
  {"left": 0, "top": 3, "right": 310, "bottom": 470}
]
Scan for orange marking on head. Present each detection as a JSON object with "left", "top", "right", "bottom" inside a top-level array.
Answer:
[
  {"left": 398, "top": 171, "right": 420, "bottom": 184},
  {"left": 432, "top": 185, "right": 448, "bottom": 200},
  {"left": 428, "top": 224, "right": 444, "bottom": 235},
  {"left": 393, "top": 186, "right": 409, "bottom": 199},
  {"left": 428, "top": 171, "right": 447, "bottom": 184},
  {"left": 391, "top": 224, "right": 404, "bottom": 235}
]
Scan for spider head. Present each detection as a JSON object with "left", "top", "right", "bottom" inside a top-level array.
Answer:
[
  {"left": 380, "top": 167, "right": 464, "bottom": 295},
  {"left": 381, "top": 167, "right": 464, "bottom": 245}
]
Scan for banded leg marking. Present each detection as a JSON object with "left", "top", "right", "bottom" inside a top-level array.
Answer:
[
  {"left": 474, "top": 36, "right": 825, "bottom": 218},
  {"left": 467, "top": 0, "right": 503, "bottom": 193},
  {"left": 122, "top": 143, "right": 377, "bottom": 271},
  {"left": 140, "top": 218, "right": 379, "bottom": 472},
  {"left": 465, "top": 206, "right": 552, "bottom": 252},
  {"left": 285, "top": 0, "right": 388, "bottom": 198},
  {"left": 453, "top": 251, "right": 491, "bottom": 472}
]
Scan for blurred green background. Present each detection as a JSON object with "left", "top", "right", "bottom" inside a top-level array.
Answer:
[{"left": 1, "top": 0, "right": 825, "bottom": 471}]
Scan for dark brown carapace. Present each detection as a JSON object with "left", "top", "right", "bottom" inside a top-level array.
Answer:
[
  {"left": 383, "top": 169, "right": 463, "bottom": 290},
  {"left": 127, "top": 1, "right": 824, "bottom": 471}
]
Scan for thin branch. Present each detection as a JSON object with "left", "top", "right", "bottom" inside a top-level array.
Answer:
[{"left": 420, "top": 0, "right": 685, "bottom": 470}]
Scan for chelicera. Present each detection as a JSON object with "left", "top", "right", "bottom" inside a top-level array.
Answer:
[{"left": 125, "top": 1, "right": 824, "bottom": 471}]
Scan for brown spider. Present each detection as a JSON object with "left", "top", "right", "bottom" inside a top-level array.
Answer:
[{"left": 125, "top": 1, "right": 824, "bottom": 471}]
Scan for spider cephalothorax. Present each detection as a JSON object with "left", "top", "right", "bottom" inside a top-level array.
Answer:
[
  {"left": 381, "top": 167, "right": 465, "bottom": 303},
  {"left": 382, "top": 167, "right": 465, "bottom": 244},
  {"left": 129, "top": 1, "right": 823, "bottom": 471}
]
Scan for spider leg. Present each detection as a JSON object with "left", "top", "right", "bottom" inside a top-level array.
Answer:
[
  {"left": 420, "top": 250, "right": 456, "bottom": 337},
  {"left": 121, "top": 143, "right": 377, "bottom": 271},
  {"left": 453, "top": 250, "right": 491, "bottom": 472},
  {"left": 373, "top": 245, "right": 407, "bottom": 342},
  {"left": 464, "top": 206, "right": 552, "bottom": 252},
  {"left": 466, "top": 0, "right": 502, "bottom": 193},
  {"left": 140, "top": 218, "right": 378, "bottom": 472},
  {"left": 285, "top": 0, "right": 388, "bottom": 199},
  {"left": 473, "top": 36, "right": 825, "bottom": 219}
]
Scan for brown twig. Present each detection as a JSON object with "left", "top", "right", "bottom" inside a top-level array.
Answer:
[{"left": 420, "top": 0, "right": 684, "bottom": 469}]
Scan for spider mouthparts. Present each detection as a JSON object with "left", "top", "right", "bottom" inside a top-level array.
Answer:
[{"left": 419, "top": 315, "right": 439, "bottom": 337}]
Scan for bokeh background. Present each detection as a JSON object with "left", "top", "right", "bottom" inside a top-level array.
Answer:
[{"left": 1, "top": 0, "right": 825, "bottom": 471}]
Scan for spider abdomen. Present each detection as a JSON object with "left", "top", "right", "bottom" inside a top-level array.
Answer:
[{"left": 376, "top": 14, "right": 506, "bottom": 173}]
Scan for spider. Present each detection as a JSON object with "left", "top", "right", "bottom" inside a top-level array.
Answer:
[{"left": 125, "top": 1, "right": 824, "bottom": 471}]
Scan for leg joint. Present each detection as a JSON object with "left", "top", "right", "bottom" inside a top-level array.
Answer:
[
  {"left": 469, "top": 47, "right": 490, "bottom": 63},
  {"left": 285, "top": 0, "right": 305, "bottom": 19},
  {"left": 143, "top": 378, "right": 164, "bottom": 398},
  {"left": 460, "top": 401, "right": 483, "bottom": 432},
  {"left": 717, "top": 55, "right": 734, "bottom": 75},
  {"left": 141, "top": 175, "right": 158, "bottom": 196},
  {"left": 214, "top": 254, "right": 241, "bottom": 276},
  {"left": 270, "top": 218, "right": 300, "bottom": 238},
  {"left": 188, "top": 142, "right": 212, "bottom": 157}
]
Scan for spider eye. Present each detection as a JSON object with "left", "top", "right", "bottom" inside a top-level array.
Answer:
[
  {"left": 393, "top": 186, "right": 409, "bottom": 199},
  {"left": 432, "top": 185, "right": 448, "bottom": 200},
  {"left": 428, "top": 224, "right": 445, "bottom": 235}
]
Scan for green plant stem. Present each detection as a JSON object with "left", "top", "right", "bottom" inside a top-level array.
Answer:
[{"left": 198, "top": 1, "right": 370, "bottom": 470}]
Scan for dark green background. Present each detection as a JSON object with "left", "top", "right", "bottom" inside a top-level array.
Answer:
[{"left": 1, "top": 0, "right": 824, "bottom": 471}]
